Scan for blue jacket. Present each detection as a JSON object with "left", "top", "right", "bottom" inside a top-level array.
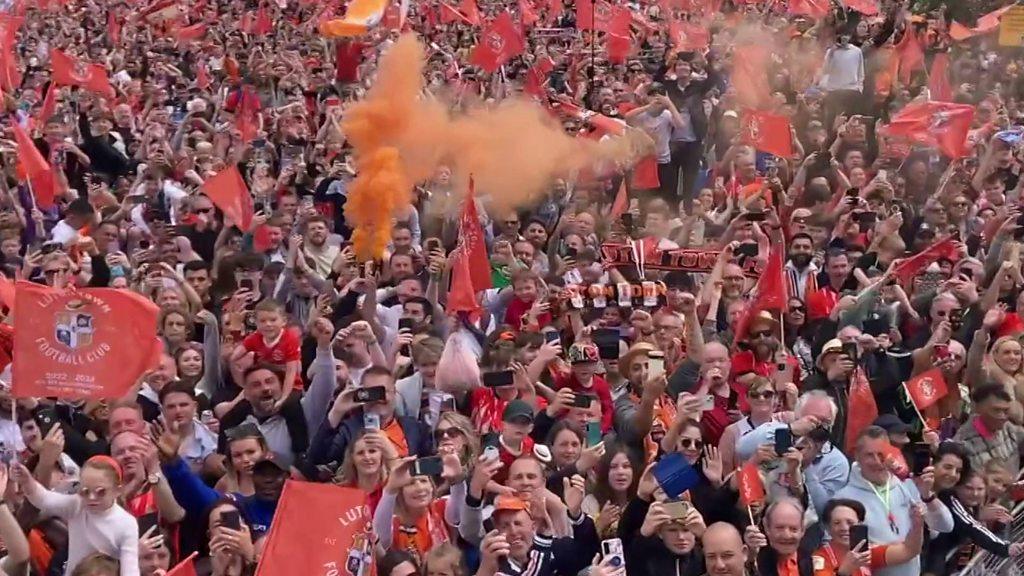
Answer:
[
  {"left": 306, "top": 411, "right": 433, "bottom": 473},
  {"left": 162, "top": 457, "right": 278, "bottom": 539}
]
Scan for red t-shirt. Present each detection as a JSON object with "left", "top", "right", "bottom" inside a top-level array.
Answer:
[
  {"left": 242, "top": 326, "right": 302, "bottom": 389},
  {"left": 553, "top": 371, "right": 614, "bottom": 432}
]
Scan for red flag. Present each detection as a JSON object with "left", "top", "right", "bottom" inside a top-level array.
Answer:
[
  {"left": 891, "top": 236, "right": 959, "bottom": 284},
  {"left": 470, "top": 13, "right": 525, "bottom": 73},
  {"left": 882, "top": 441, "right": 910, "bottom": 480},
  {"left": 928, "top": 52, "right": 952, "bottom": 102},
  {"left": 455, "top": 177, "right": 492, "bottom": 292},
  {"left": 842, "top": 0, "right": 878, "bottom": 14},
  {"left": 669, "top": 20, "right": 710, "bottom": 51},
  {"left": 950, "top": 5, "right": 1014, "bottom": 41},
  {"left": 737, "top": 461, "right": 765, "bottom": 506},
  {"left": 885, "top": 101, "right": 975, "bottom": 158},
  {"left": 630, "top": 156, "right": 660, "bottom": 190},
  {"left": 50, "top": 49, "right": 116, "bottom": 99},
  {"left": 234, "top": 86, "right": 262, "bottom": 143},
  {"left": 253, "top": 5, "right": 273, "bottom": 35},
  {"left": 606, "top": 33, "right": 631, "bottom": 64},
  {"left": 255, "top": 481, "right": 374, "bottom": 576},
  {"left": 37, "top": 84, "right": 58, "bottom": 127},
  {"left": 905, "top": 367, "right": 950, "bottom": 412},
  {"left": 0, "top": 274, "right": 14, "bottom": 309},
  {"left": 519, "top": 0, "right": 539, "bottom": 27},
  {"left": 733, "top": 239, "right": 786, "bottom": 343},
  {"left": 460, "top": 0, "right": 481, "bottom": 24},
  {"left": 732, "top": 45, "right": 770, "bottom": 110},
  {"left": 845, "top": 369, "right": 879, "bottom": 454},
  {"left": 166, "top": 552, "right": 199, "bottom": 576},
  {"left": 12, "top": 282, "right": 160, "bottom": 399},
  {"left": 439, "top": 1, "right": 476, "bottom": 25},
  {"left": 740, "top": 111, "right": 794, "bottom": 159},
  {"left": 0, "top": 16, "right": 24, "bottom": 91},
  {"left": 895, "top": 30, "right": 924, "bottom": 85},
  {"left": 13, "top": 122, "right": 54, "bottom": 209},
  {"left": 788, "top": 0, "right": 828, "bottom": 18},
  {"left": 175, "top": 22, "right": 207, "bottom": 43},
  {"left": 106, "top": 9, "right": 121, "bottom": 45},
  {"left": 447, "top": 242, "right": 483, "bottom": 317},
  {"left": 196, "top": 60, "right": 211, "bottom": 90},
  {"left": 576, "top": 0, "right": 630, "bottom": 34},
  {"left": 609, "top": 179, "right": 629, "bottom": 220},
  {"left": 335, "top": 40, "right": 365, "bottom": 83},
  {"left": 202, "top": 166, "right": 254, "bottom": 231},
  {"left": 524, "top": 57, "right": 554, "bottom": 98}
]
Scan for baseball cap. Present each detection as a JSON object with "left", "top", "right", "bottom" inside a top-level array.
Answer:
[
  {"left": 252, "top": 453, "right": 290, "bottom": 475},
  {"left": 493, "top": 495, "right": 532, "bottom": 514},
  {"left": 503, "top": 399, "right": 535, "bottom": 424},
  {"left": 873, "top": 414, "right": 912, "bottom": 435},
  {"left": 567, "top": 342, "right": 600, "bottom": 364}
]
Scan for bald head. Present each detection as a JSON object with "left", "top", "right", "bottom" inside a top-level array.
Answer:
[{"left": 702, "top": 522, "right": 747, "bottom": 576}]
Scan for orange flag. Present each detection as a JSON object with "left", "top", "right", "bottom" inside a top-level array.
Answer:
[
  {"left": 927, "top": 52, "right": 952, "bottom": 102},
  {"left": 13, "top": 123, "right": 55, "bottom": 208},
  {"left": 895, "top": 30, "right": 924, "bottom": 85},
  {"left": 166, "top": 552, "right": 199, "bottom": 576},
  {"left": 737, "top": 461, "right": 765, "bottom": 506},
  {"left": 255, "top": 481, "right": 374, "bottom": 576},
  {"left": 905, "top": 367, "right": 949, "bottom": 412},
  {"left": 12, "top": 282, "right": 159, "bottom": 399},
  {"left": 201, "top": 166, "right": 254, "bottom": 231},
  {"left": 50, "top": 49, "right": 116, "bottom": 99},
  {"left": 453, "top": 177, "right": 492, "bottom": 292},
  {"left": 845, "top": 369, "right": 879, "bottom": 454}
]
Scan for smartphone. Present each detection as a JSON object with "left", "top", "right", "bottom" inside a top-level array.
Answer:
[
  {"left": 413, "top": 456, "right": 444, "bottom": 477},
  {"left": 573, "top": 393, "right": 595, "bottom": 409},
  {"left": 933, "top": 343, "right": 950, "bottom": 361},
  {"left": 845, "top": 187, "right": 860, "bottom": 199},
  {"left": 564, "top": 247, "right": 578, "bottom": 259},
  {"left": 354, "top": 386, "right": 387, "bottom": 403},
  {"left": 774, "top": 427, "right": 793, "bottom": 456},
  {"left": 544, "top": 331, "right": 561, "bottom": 344},
  {"left": 744, "top": 211, "right": 766, "bottom": 222},
  {"left": 621, "top": 212, "right": 634, "bottom": 233},
  {"left": 857, "top": 212, "right": 877, "bottom": 233},
  {"left": 34, "top": 408, "right": 59, "bottom": 438},
  {"left": 849, "top": 524, "right": 869, "bottom": 552},
  {"left": 481, "top": 432, "right": 500, "bottom": 461},
  {"left": 482, "top": 370, "right": 515, "bottom": 388},
  {"left": 138, "top": 239, "right": 151, "bottom": 250},
  {"left": 398, "top": 317, "right": 414, "bottom": 331},
  {"left": 586, "top": 421, "right": 602, "bottom": 447},
  {"left": 842, "top": 342, "right": 858, "bottom": 364},
  {"left": 949, "top": 308, "right": 963, "bottom": 329},
  {"left": 735, "top": 243, "right": 758, "bottom": 259},
  {"left": 662, "top": 500, "right": 691, "bottom": 520},
  {"left": 220, "top": 510, "right": 242, "bottom": 531},
  {"left": 363, "top": 413, "right": 380, "bottom": 430},
  {"left": 138, "top": 513, "right": 160, "bottom": 537},
  {"left": 238, "top": 277, "right": 256, "bottom": 292},
  {"left": 601, "top": 538, "right": 625, "bottom": 568},
  {"left": 647, "top": 350, "right": 665, "bottom": 378},
  {"left": 911, "top": 443, "right": 932, "bottom": 476},
  {"left": 40, "top": 242, "right": 60, "bottom": 255}
]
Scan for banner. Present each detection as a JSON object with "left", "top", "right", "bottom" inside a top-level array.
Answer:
[
  {"left": 256, "top": 481, "right": 375, "bottom": 576},
  {"left": 12, "top": 283, "right": 159, "bottom": 399},
  {"left": 600, "top": 243, "right": 764, "bottom": 277}
]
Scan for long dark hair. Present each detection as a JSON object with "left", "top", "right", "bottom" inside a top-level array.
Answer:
[{"left": 591, "top": 442, "right": 642, "bottom": 507}]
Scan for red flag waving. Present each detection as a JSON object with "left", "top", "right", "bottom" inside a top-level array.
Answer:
[
  {"left": 13, "top": 123, "right": 55, "bottom": 208},
  {"left": 256, "top": 481, "right": 374, "bottom": 576},
  {"left": 166, "top": 552, "right": 199, "bottom": 576},
  {"left": 520, "top": 0, "right": 539, "bottom": 26},
  {"left": 845, "top": 369, "right": 879, "bottom": 454},
  {"left": 609, "top": 179, "right": 629, "bottom": 220},
  {"left": 895, "top": 29, "right": 924, "bottom": 85},
  {"left": 732, "top": 45, "right": 770, "bottom": 110},
  {"left": 12, "top": 282, "right": 160, "bottom": 399},
  {"left": 202, "top": 166, "right": 254, "bottom": 231},
  {"left": 175, "top": 22, "right": 208, "bottom": 43},
  {"left": 252, "top": 5, "right": 273, "bottom": 35},
  {"left": 737, "top": 461, "right": 766, "bottom": 506},
  {"left": 950, "top": 5, "right": 1014, "bottom": 41},
  {"left": 455, "top": 177, "right": 492, "bottom": 292},
  {"left": 447, "top": 244, "right": 483, "bottom": 318},
  {"left": 606, "top": 32, "right": 631, "bottom": 64},
  {"left": 524, "top": 57, "right": 554, "bottom": 98},
  {"left": 732, "top": 239, "right": 786, "bottom": 343},
  {"left": 788, "top": 0, "right": 829, "bottom": 18},
  {"left": 576, "top": 0, "right": 630, "bottom": 34},
  {"left": 439, "top": 1, "right": 476, "bottom": 25},
  {"left": 842, "top": 0, "right": 878, "bottom": 14},
  {"left": 669, "top": 20, "right": 710, "bottom": 51},
  {"left": 234, "top": 86, "right": 262, "bottom": 143},
  {"left": 891, "top": 236, "right": 960, "bottom": 284},
  {"left": 106, "top": 9, "right": 121, "bottom": 45},
  {"left": 740, "top": 111, "right": 793, "bottom": 159},
  {"left": 470, "top": 13, "right": 525, "bottom": 73},
  {"left": 460, "top": 0, "right": 481, "bottom": 25},
  {"left": 50, "top": 49, "right": 116, "bottom": 99},
  {"left": 196, "top": 60, "right": 211, "bottom": 90},
  {"left": 0, "top": 15, "right": 25, "bottom": 91},
  {"left": 906, "top": 367, "right": 950, "bottom": 412},
  {"left": 885, "top": 101, "right": 975, "bottom": 159}
]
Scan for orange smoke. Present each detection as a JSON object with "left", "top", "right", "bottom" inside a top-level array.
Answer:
[{"left": 343, "top": 34, "right": 651, "bottom": 257}]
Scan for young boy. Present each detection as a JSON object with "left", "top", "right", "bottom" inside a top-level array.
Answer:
[
  {"left": 494, "top": 400, "right": 536, "bottom": 484},
  {"left": 231, "top": 299, "right": 302, "bottom": 390},
  {"left": 502, "top": 269, "right": 551, "bottom": 331}
]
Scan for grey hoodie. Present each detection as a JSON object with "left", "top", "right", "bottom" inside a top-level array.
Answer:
[{"left": 833, "top": 464, "right": 954, "bottom": 576}]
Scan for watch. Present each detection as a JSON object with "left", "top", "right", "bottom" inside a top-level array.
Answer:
[
  {"left": 147, "top": 472, "right": 163, "bottom": 486},
  {"left": 922, "top": 493, "right": 936, "bottom": 503}
]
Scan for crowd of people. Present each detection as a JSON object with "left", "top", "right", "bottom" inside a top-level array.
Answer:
[{"left": 0, "top": 0, "right": 1022, "bottom": 574}]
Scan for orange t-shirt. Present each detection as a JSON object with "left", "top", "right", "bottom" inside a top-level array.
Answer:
[
  {"left": 812, "top": 543, "right": 890, "bottom": 576},
  {"left": 392, "top": 498, "right": 449, "bottom": 564},
  {"left": 382, "top": 418, "right": 410, "bottom": 457}
]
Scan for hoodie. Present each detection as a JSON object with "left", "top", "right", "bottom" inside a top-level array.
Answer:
[{"left": 833, "top": 464, "right": 954, "bottom": 576}]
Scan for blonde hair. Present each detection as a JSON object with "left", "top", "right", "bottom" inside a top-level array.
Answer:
[
  {"left": 423, "top": 543, "right": 468, "bottom": 576},
  {"left": 436, "top": 412, "right": 480, "bottom": 464}
]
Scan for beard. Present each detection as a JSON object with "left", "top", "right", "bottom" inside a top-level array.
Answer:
[{"left": 790, "top": 253, "right": 812, "bottom": 268}]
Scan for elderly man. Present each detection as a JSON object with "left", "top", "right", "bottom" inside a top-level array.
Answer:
[
  {"left": 743, "top": 498, "right": 812, "bottom": 576},
  {"left": 737, "top": 391, "right": 849, "bottom": 517},
  {"left": 833, "top": 426, "right": 954, "bottom": 576}
]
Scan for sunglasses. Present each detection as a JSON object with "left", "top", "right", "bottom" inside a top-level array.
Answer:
[
  {"left": 434, "top": 427, "right": 462, "bottom": 440},
  {"left": 679, "top": 438, "right": 703, "bottom": 450},
  {"left": 749, "top": 390, "right": 777, "bottom": 400},
  {"left": 79, "top": 486, "right": 110, "bottom": 500},
  {"left": 43, "top": 268, "right": 69, "bottom": 276},
  {"left": 789, "top": 306, "right": 806, "bottom": 314},
  {"left": 749, "top": 330, "right": 773, "bottom": 339}
]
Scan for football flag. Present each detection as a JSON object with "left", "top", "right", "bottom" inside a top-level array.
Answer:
[
  {"left": 453, "top": 177, "right": 492, "bottom": 292},
  {"left": 905, "top": 367, "right": 949, "bottom": 412},
  {"left": 788, "top": 0, "right": 828, "bottom": 18},
  {"left": 891, "top": 236, "right": 960, "bottom": 285},
  {"left": 845, "top": 369, "right": 879, "bottom": 454},
  {"left": 50, "top": 49, "right": 116, "bottom": 99},
  {"left": 470, "top": 13, "right": 525, "bottom": 73},
  {"left": 928, "top": 52, "right": 952, "bottom": 102},
  {"left": 12, "top": 282, "right": 160, "bottom": 399},
  {"left": 737, "top": 461, "right": 765, "bottom": 506},
  {"left": 166, "top": 552, "right": 199, "bottom": 576},
  {"left": 319, "top": 0, "right": 388, "bottom": 37},
  {"left": 255, "top": 481, "right": 374, "bottom": 576},
  {"left": 202, "top": 166, "right": 254, "bottom": 231},
  {"left": 732, "top": 45, "right": 770, "bottom": 109},
  {"left": 13, "top": 123, "right": 55, "bottom": 208},
  {"left": 842, "top": 0, "right": 878, "bottom": 14},
  {"left": 740, "top": 111, "right": 794, "bottom": 159},
  {"left": 885, "top": 101, "right": 975, "bottom": 158},
  {"left": 576, "top": 0, "right": 630, "bottom": 35}
]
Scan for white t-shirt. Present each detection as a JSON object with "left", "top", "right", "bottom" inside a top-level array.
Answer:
[{"left": 50, "top": 220, "right": 80, "bottom": 246}]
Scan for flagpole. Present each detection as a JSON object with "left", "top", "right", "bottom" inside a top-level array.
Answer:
[{"left": 903, "top": 381, "right": 928, "bottom": 427}]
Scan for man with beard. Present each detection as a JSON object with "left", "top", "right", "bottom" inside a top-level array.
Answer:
[
  {"left": 785, "top": 233, "right": 818, "bottom": 302},
  {"left": 806, "top": 249, "right": 852, "bottom": 322},
  {"left": 301, "top": 215, "right": 341, "bottom": 277},
  {"left": 218, "top": 318, "right": 339, "bottom": 468}
]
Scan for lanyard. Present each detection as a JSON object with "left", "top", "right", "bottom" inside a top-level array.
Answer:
[{"left": 867, "top": 479, "right": 899, "bottom": 534}]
